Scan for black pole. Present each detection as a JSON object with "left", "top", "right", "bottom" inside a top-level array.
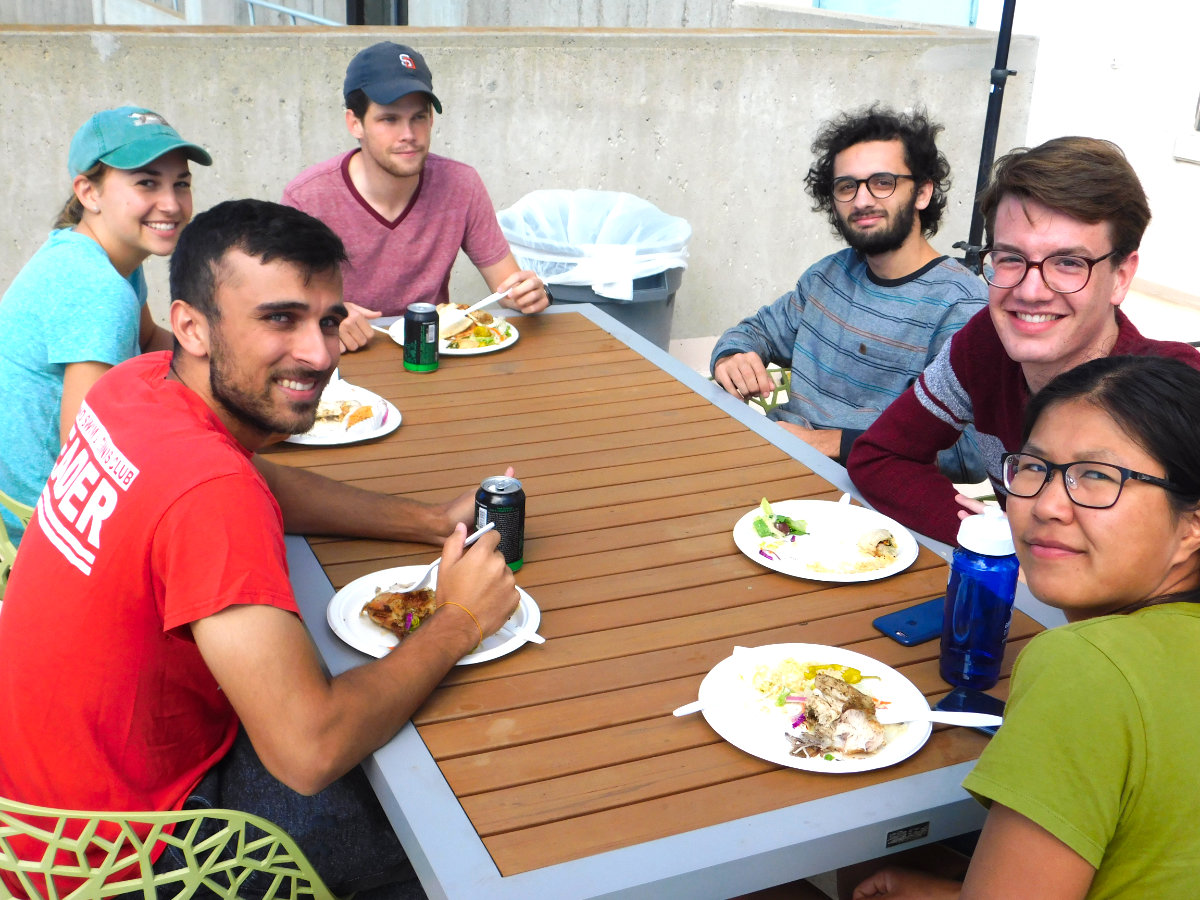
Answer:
[{"left": 955, "top": 0, "right": 1017, "bottom": 274}]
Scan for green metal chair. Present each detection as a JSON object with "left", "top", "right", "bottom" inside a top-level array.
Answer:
[
  {"left": 748, "top": 365, "right": 791, "bottom": 414},
  {"left": 0, "top": 795, "right": 337, "bottom": 899},
  {"left": 0, "top": 491, "right": 34, "bottom": 601},
  {"left": 710, "top": 365, "right": 791, "bottom": 413}
]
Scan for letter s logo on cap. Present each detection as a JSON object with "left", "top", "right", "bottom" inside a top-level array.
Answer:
[
  {"left": 398, "top": 53, "right": 416, "bottom": 70},
  {"left": 130, "top": 112, "right": 169, "bottom": 127}
]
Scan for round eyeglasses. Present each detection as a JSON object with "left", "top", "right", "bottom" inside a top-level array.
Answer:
[
  {"left": 980, "top": 248, "right": 1117, "bottom": 294},
  {"left": 1001, "top": 452, "right": 1183, "bottom": 509},
  {"left": 831, "top": 172, "right": 915, "bottom": 203}
]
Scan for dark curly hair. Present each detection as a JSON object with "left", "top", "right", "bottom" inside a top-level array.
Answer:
[{"left": 804, "top": 105, "right": 950, "bottom": 237}]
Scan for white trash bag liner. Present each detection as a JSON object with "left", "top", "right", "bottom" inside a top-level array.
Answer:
[{"left": 498, "top": 189, "right": 690, "bottom": 302}]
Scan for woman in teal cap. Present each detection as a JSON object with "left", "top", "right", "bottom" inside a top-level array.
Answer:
[{"left": 0, "top": 106, "right": 211, "bottom": 544}]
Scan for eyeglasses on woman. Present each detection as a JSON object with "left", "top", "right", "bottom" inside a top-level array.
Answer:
[{"left": 1001, "top": 451, "right": 1183, "bottom": 509}]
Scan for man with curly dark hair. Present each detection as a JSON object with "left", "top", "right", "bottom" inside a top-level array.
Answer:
[{"left": 711, "top": 106, "right": 986, "bottom": 476}]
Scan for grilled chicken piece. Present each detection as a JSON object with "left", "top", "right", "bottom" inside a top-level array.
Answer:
[
  {"left": 806, "top": 673, "right": 876, "bottom": 726},
  {"left": 831, "top": 707, "right": 886, "bottom": 756}
]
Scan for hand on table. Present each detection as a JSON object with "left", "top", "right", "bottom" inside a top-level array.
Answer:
[
  {"left": 712, "top": 351, "right": 775, "bottom": 400},
  {"left": 439, "top": 466, "right": 517, "bottom": 535},
  {"left": 338, "top": 301, "right": 382, "bottom": 352},
  {"left": 497, "top": 269, "right": 552, "bottom": 315},
  {"left": 436, "top": 522, "right": 518, "bottom": 641},
  {"left": 852, "top": 866, "right": 962, "bottom": 899},
  {"left": 776, "top": 420, "right": 843, "bottom": 459}
]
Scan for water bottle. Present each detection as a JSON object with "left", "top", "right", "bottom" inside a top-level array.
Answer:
[{"left": 939, "top": 509, "right": 1020, "bottom": 690}]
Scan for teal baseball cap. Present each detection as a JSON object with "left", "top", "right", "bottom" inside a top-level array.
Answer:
[{"left": 68, "top": 106, "right": 212, "bottom": 177}]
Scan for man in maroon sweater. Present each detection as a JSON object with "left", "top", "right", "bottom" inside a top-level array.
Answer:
[{"left": 848, "top": 136, "right": 1200, "bottom": 545}]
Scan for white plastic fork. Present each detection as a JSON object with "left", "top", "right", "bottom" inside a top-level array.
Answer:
[
  {"left": 874, "top": 708, "right": 1003, "bottom": 727},
  {"left": 392, "top": 522, "right": 495, "bottom": 592},
  {"left": 439, "top": 290, "right": 508, "bottom": 334}
]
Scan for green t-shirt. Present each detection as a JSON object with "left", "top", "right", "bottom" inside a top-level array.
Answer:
[{"left": 963, "top": 602, "right": 1200, "bottom": 898}]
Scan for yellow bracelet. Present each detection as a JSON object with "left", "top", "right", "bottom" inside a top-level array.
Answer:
[{"left": 439, "top": 601, "right": 483, "bottom": 648}]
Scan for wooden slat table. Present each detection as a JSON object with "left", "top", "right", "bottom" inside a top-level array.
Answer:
[{"left": 274, "top": 306, "right": 1054, "bottom": 900}]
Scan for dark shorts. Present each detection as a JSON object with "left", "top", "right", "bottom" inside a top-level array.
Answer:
[{"left": 153, "top": 727, "right": 423, "bottom": 899}]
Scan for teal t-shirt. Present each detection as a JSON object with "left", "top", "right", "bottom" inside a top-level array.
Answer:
[
  {"left": 963, "top": 602, "right": 1200, "bottom": 898},
  {"left": 0, "top": 229, "right": 147, "bottom": 543}
]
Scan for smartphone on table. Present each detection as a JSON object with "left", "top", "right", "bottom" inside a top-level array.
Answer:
[
  {"left": 872, "top": 596, "right": 944, "bottom": 646},
  {"left": 935, "top": 686, "right": 1007, "bottom": 736}
]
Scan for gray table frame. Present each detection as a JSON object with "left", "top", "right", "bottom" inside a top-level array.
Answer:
[{"left": 287, "top": 303, "right": 1066, "bottom": 900}]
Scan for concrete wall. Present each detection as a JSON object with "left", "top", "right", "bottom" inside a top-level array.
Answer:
[
  {"left": 405, "top": 0, "right": 938, "bottom": 29},
  {"left": 0, "top": 0, "right": 94, "bottom": 23},
  {"left": 0, "top": 0, "right": 346, "bottom": 25},
  {"left": 0, "top": 26, "right": 1034, "bottom": 343}
]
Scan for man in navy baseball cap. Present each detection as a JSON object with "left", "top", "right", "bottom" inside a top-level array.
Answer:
[
  {"left": 342, "top": 41, "right": 442, "bottom": 113},
  {"left": 282, "top": 42, "right": 550, "bottom": 352}
]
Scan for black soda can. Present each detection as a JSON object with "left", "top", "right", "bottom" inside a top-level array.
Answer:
[
  {"left": 475, "top": 476, "right": 525, "bottom": 571},
  {"left": 403, "top": 302, "right": 438, "bottom": 373}
]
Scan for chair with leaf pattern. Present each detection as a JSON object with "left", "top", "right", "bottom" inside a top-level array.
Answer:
[
  {"left": 0, "top": 795, "right": 337, "bottom": 899},
  {"left": 710, "top": 364, "right": 791, "bottom": 414}
]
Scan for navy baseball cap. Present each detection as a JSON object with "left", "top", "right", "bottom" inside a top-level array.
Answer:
[
  {"left": 343, "top": 42, "right": 442, "bottom": 113},
  {"left": 68, "top": 106, "right": 212, "bottom": 177}
]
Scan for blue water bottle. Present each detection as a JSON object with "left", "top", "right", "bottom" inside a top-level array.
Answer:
[{"left": 940, "top": 510, "right": 1020, "bottom": 690}]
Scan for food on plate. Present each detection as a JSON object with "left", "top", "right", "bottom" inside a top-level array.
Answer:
[
  {"left": 436, "top": 302, "right": 514, "bottom": 349},
  {"left": 751, "top": 499, "right": 900, "bottom": 574},
  {"left": 344, "top": 404, "right": 376, "bottom": 429},
  {"left": 436, "top": 301, "right": 488, "bottom": 338},
  {"left": 303, "top": 382, "right": 385, "bottom": 436},
  {"left": 857, "top": 528, "right": 899, "bottom": 560},
  {"left": 445, "top": 323, "right": 512, "bottom": 350},
  {"left": 312, "top": 396, "right": 378, "bottom": 431},
  {"left": 315, "top": 398, "right": 355, "bottom": 424},
  {"left": 751, "top": 660, "right": 890, "bottom": 760},
  {"left": 362, "top": 585, "right": 439, "bottom": 639},
  {"left": 753, "top": 497, "right": 807, "bottom": 539}
]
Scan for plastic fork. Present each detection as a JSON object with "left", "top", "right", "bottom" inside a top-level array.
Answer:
[
  {"left": 438, "top": 290, "right": 508, "bottom": 334},
  {"left": 392, "top": 522, "right": 495, "bottom": 592}
]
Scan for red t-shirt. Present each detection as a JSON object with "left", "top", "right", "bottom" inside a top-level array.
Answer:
[
  {"left": 0, "top": 353, "right": 298, "bottom": 890},
  {"left": 282, "top": 149, "right": 512, "bottom": 314}
]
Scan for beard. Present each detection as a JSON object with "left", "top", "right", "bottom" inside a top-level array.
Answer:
[
  {"left": 208, "top": 327, "right": 328, "bottom": 438},
  {"left": 835, "top": 194, "right": 919, "bottom": 255},
  {"left": 361, "top": 139, "right": 427, "bottom": 181}
]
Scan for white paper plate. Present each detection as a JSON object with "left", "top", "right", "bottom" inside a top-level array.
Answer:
[
  {"left": 732, "top": 499, "right": 918, "bottom": 583},
  {"left": 695, "top": 643, "right": 932, "bottom": 773},
  {"left": 386, "top": 318, "right": 520, "bottom": 356},
  {"left": 326, "top": 565, "right": 541, "bottom": 665},
  {"left": 285, "top": 382, "right": 401, "bottom": 446}
]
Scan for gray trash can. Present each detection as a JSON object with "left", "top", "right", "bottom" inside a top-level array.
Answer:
[
  {"left": 544, "top": 268, "right": 684, "bottom": 350},
  {"left": 498, "top": 190, "right": 690, "bottom": 350}
]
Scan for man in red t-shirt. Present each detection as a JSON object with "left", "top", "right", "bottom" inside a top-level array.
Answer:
[
  {"left": 283, "top": 41, "right": 551, "bottom": 351},
  {"left": 0, "top": 199, "right": 517, "bottom": 896},
  {"left": 848, "top": 137, "right": 1200, "bottom": 545}
]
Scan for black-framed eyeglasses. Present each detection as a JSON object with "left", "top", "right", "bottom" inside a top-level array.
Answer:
[
  {"left": 980, "top": 248, "right": 1118, "bottom": 294},
  {"left": 831, "top": 172, "right": 915, "bottom": 202},
  {"left": 1001, "top": 452, "right": 1183, "bottom": 509}
]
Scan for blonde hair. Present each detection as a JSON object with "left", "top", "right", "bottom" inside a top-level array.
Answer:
[{"left": 54, "top": 162, "right": 108, "bottom": 229}]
